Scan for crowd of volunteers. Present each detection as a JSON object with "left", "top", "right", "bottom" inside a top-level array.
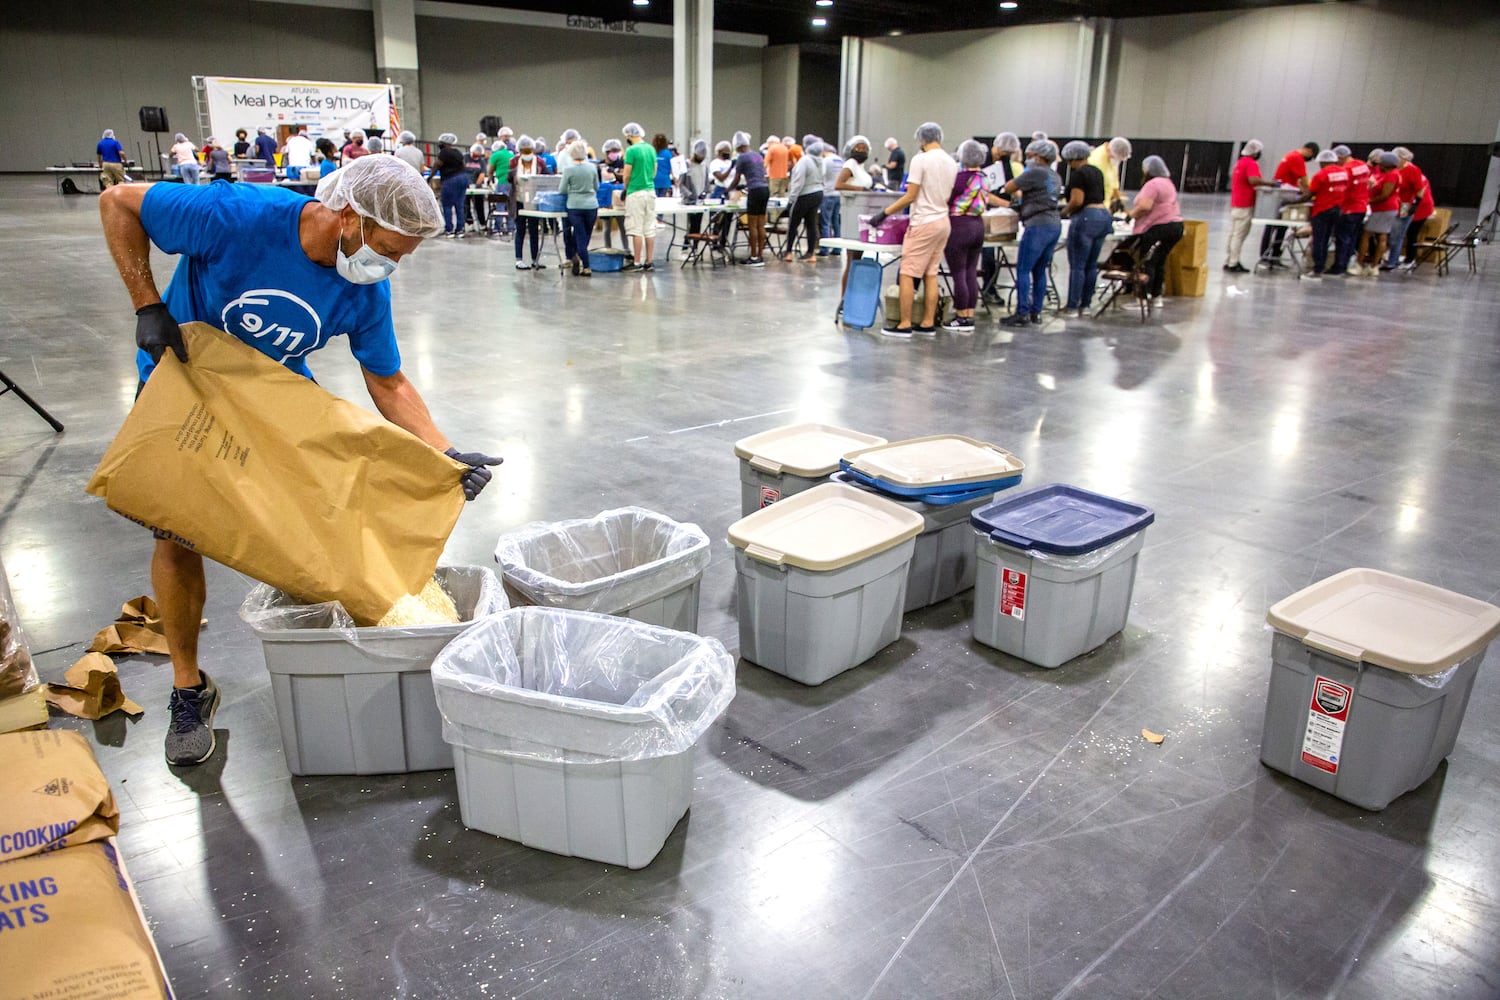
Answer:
[{"left": 1223, "top": 140, "right": 1438, "bottom": 277}]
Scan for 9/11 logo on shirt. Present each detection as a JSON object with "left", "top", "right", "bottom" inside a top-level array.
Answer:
[{"left": 221, "top": 289, "right": 323, "bottom": 363}]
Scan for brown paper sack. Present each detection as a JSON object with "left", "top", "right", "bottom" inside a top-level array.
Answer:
[
  {"left": 86, "top": 323, "right": 468, "bottom": 626},
  {"left": 86, "top": 597, "right": 196, "bottom": 656},
  {"left": 0, "top": 730, "right": 121, "bottom": 863},
  {"left": 45, "top": 652, "right": 144, "bottom": 720},
  {"left": 0, "top": 842, "right": 172, "bottom": 999}
]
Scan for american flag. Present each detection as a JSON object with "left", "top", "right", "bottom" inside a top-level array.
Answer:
[{"left": 387, "top": 86, "right": 401, "bottom": 137}]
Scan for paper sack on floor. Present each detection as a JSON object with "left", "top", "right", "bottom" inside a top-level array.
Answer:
[{"left": 86, "top": 323, "right": 468, "bottom": 627}]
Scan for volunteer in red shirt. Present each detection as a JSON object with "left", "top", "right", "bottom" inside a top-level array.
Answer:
[
  {"left": 1262, "top": 141, "right": 1319, "bottom": 259},
  {"left": 1332, "top": 145, "right": 1371, "bottom": 275},
  {"left": 1395, "top": 150, "right": 1434, "bottom": 267},
  {"left": 1384, "top": 146, "right": 1424, "bottom": 269},
  {"left": 1303, "top": 150, "right": 1348, "bottom": 280},
  {"left": 1360, "top": 150, "right": 1401, "bottom": 273},
  {"left": 1224, "top": 139, "right": 1275, "bottom": 272}
]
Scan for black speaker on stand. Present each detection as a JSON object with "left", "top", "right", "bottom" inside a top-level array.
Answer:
[
  {"left": 139, "top": 106, "right": 169, "bottom": 178},
  {"left": 480, "top": 115, "right": 502, "bottom": 139}
]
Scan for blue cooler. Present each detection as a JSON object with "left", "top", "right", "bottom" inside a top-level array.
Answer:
[
  {"left": 535, "top": 191, "right": 568, "bottom": 213},
  {"left": 590, "top": 248, "right": 629, "bottom": 272},
  {"left": 970, "top": 485, "right": 1154, "bottom": 667}
]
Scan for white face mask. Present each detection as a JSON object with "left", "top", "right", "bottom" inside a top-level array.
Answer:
[
  {"left": 336, "top": 222, "right": 398, "bottom": 284},
  {"left": 521, "top": 153, "right": 534, "bottom": 162}
]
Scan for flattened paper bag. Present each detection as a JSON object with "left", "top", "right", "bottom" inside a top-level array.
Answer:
[{"left": 87, "top": 323, "right": 466, "bottom": 626}]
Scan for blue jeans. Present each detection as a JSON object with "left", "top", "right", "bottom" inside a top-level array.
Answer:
[
  {"left": 1333, "top": 212, "right": 1363, "bottom": 272},
  {"left": 1065, "top": 207, "right": 1113, "bottom": 309},
  {"left": 1386, "top": 213, "right": 1412, "bottom": 268},
  {"left": 440, "top": 173, "right": 468, "bottom": 234},
  {"left": 177, "top": 162, "right": 200, "bottom": 185},
  {"left": 820, "top": 197, "right": 841, "bottom": 243},
  {"left": 1014, "top": 223, "right": 1061, "bottom": 315},
  {"left": 564, "top": 208, "right": 597, "bottom": 269}
]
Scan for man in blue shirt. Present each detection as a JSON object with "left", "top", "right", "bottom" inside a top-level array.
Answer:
[
  {"left": 97, "top": 129, "right": 126, "bottom": 188},
  {"left": 99, "top": 154, "right": 501, "bottom": 767},
  {"left": 252, "top": 126, "right": 278, "bottom": 168}
]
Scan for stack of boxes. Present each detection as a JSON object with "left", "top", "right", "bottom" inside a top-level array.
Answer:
[{"left": 1164, "top": 219, "right": 1209, "bottom": 297}]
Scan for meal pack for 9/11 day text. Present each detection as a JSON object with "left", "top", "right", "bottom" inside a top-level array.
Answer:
[{"left": 86, "top": 323, "right": 468, "bottom": 626}]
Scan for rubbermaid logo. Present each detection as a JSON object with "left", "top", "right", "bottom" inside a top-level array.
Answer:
[
  {"left": 1315, "top": 686, "right": 1348, "bottom": 714},
  {"left": 34, "top": 777, "right": 71, "bottom": 797}
]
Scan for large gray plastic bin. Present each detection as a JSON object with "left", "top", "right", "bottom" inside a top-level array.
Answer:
[
  {"left": 833, "top": 472, "right": 995, "bottom": 612},
  {"left": 240, "top": 566, "right": 505, "bottom": 775},
  {"left": 1259, "top": 568, "right": 1500, "bottom": 810},
  {"left": 729, "top": 483, "right": 924, "bottom": 685},
  {"left": 432, "top": 608, "right": 735, "bottom": 868},
  {"left": 973, "top": 531, "right": 1147, "bottom": 668},
  {"left": 494, "top": 508, "right": 710, "bottom": 632},
  {"left": 734, "top": 422, "right": 886, "bottom": 517}
]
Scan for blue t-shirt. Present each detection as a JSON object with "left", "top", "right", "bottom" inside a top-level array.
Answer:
[
  {"left": 253, "top": 134, "right": 278, "bottom": 163},
  {"left": 97, "top": 138, "right": 125, "bottom": 164},
  {"left": 137, "top": 182, "right": 401, "bottom": 383},
  {"left": 655, "top": 149, "right": 673, "bottom": 190},
  {"left": 319, "top": 159, "right": 338, "bottom": 178}
]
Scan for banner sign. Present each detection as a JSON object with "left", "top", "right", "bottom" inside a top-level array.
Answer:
[{"left": 201, "top": 77, "right": 391, "bottom": 140}]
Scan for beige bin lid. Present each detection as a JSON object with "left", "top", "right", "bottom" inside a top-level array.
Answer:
[
  {"left": 728, "top": 482, "right": 924, "bottom": 571},
  {"left": 843, "top": 435, "right": 1024, "bottom": 488},
  {"left": 1267, "top": 568, "right": 1500, "bottom": 675},
  {"left": 733, "top": 422, "right": 888, "bottom": 478}
]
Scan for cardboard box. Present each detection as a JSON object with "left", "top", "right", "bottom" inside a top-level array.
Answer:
[
  {"left": 0, "top": 688, "right": 48, "bottom": 735},
  {"left": 1166, "top": 263, "right": 1208, "bottom": 298},
  {"left": 1168, "top": 220, "right": 1209, "bottom": 268},
  {"left": 0, "top": 730, "right": 119, "bottom": 863},
  {"left": 0, "top": 841, "right": 172, "bottom": 1000},
  {"left": 1417, "top": 207, "right": 1452, "bottom": 242}
]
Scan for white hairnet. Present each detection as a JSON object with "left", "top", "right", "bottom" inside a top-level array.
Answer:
[
  {"left": 994, "top": 132, "right": 1021, "bottom": 154},
  {"left": 915, "top": 121, "right": 943, "bottom": 145},
  {"left": 1367, "top": 147, "right": 1385, "bottom": 160},
  {"left": 568, "top": 140, "right": 588, "bottom": 162},
  {"left": 517, "top": 134, "right": 535, "bottom": 151},
  {"left": 535, "top": 139, "right": 548, "bottom": 153},
  {"left": 622, "top": 122, "right": 645, "bottom": 139},
  {"left": 1108, "top": 137, "right": 1132, "bottom": 159},
  {"left": 365, "top": 136, "right": 384, "bottom": 153},
  {"left": 1316, "top": 149, "right": 1338, "bottom": 163},
  {"left": 1026, "top": 139, "right": 1057, "bottom": 163},
  {"left": 958, "top": 139, "right": 987, "bottom": 168},
  {"left": 351, "top": 130, "right": 365, "bottom": 140},
  {"left": 438, "top": 132, "right": 458, "bottom": 145},
  {"left": 1393, "top": 146, "right": 1413, "bottom": 160},
  {"left": 716, "top": 141, "right": 732, "bottom": 155},
  {"left": 399, "top": 131, "right": 416, "bottom": 144},
  {"left": 766, "top": 135, "right": 780, "bottom": 144},
  {"left": 1141, "top": 155, "right": 1170, "bottom": 178},
  {"left": 1333, "top": 144, "right": 1352, "bottom": 158},
  {"left": 561, "top": 128, "right": 581, "bottom": 143},
  {"left": 316, "top": 153, "right": 444, "bottom": 238},
  {"left": 844, "top": 135, "right": 871, "bottom": 157},
  {"left": 692, "top": 139, "right": 708, "bottom": 157},
  {"left": 475, "top": 132, "right": 487, "bottom": 142},
  {"left": 1241, "top": 139, "right": 1263, "bottom": 157},
  {"left": 885, "top": 137, "right": 898, "bottom": 148},
  {"left": 469, "top": 143, "right": 485, "bottom": 156},
  {"left": 1031, "top": 130, "right": 1048, "bottom": 141},
  {"left": 1061, "top": 140, "right": 1092, "bottom": 161},
  {"left": 733, "top": 131, "right": 752, "bottom": 149},
  {"left": 804, "top": 141, "right": 825, "bottom": 157},
  {"left": 801, "top": 134, "right": 818, "bottom": 148},
  {"left": 498, "top": 127, "right": 513, "bottom": 138},
  {"left": 205, "top": 136, "right": 217, "bottom": 145},
  {"left": 102, "top": 129, "right": 115, "bottom": 139},
  {"left": 1379, "top": 151, "right": 1400, "bottom": 167}
]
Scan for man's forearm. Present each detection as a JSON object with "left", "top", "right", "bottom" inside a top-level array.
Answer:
[
  {"left": 365, "top": 370, "right": 452, "bottom": 451},
  {"left": 99, "top": 187, "right": 161, "bottom": 310}
]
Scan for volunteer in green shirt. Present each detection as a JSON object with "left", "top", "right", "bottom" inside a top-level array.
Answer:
[
  {"left": 620, "top": 122, "right": 659, "bottom": 271},
  {"left": 489, "top": 143, "right": 514, "bottom": 235}
]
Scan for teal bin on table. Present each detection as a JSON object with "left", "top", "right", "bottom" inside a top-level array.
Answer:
[{"left": 970, "top": 484, "right": 1154, "bottom": 668}]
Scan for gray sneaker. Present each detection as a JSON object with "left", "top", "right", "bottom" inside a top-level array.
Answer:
[{"left": 165, "top": 672, "right": 220, "bottom": 766}]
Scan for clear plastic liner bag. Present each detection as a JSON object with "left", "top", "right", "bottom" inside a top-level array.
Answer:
[
  {"left": 0, "top": 553, "right": 40, "bottom": 699},
  {"left": 1024, "top": 533, "right": 1142, "bottom": 573},
  {"left": 431, "top": 607, "right": 736, "bottom": 765},
  {"left": 493, "top": 507, "right": 711, "bottom": 615},
  {"left": 238, "top": 565, "right": 507, "bottom": 648}
]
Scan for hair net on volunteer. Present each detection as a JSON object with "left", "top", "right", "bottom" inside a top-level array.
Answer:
[
  {"left": 958, "top": 139, "right": 987, "bottom": 168},
  {"left": 1108, "top": 137, "right": 1133, "bottom": 159},
  {"left": 1142, "top": 155, "right": 1170, "bottom": 178},
  {"left": 622, "top": 122, "right": 645, "bottom": 139},
  {"left": 316, "top": 154, "right": 444, "bottom": 238},
  {"left": 1061, "top": 140, "right": 1091, "bottom": 161},
  {"left": 994, "top": 132, "right": 1021, "bottom": 154},
  {"left": 1241, "top": 139, "right": 1263, "bottom": 157},
  {"left": 915, "top": 121, "right": 944, "bottom": 145}
]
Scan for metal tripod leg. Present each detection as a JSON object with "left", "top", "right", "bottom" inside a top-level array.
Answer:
[{"left": 0, "top": 369, "right": 64, "bottom": 432}]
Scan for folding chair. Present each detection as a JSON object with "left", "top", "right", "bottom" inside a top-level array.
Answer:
[
  {"left": 681, "top": 224, "right": 730, "bottom": 269},
  {"left": 1092, "top": 236, "right": 1152, "bottom": 322},
  {"left": 1412, "top": 223, "right": 1472, "bottom": 276}
]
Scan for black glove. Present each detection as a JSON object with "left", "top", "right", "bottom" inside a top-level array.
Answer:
[
  {"left": 135, "top": 303, "right": 186, "bottom": 365},
  {"left": 444, "top": 448, "right": 503, "bottom": 501}
]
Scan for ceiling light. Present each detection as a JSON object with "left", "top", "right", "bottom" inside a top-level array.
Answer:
[
  {"left": 811, "top": 16, "right": 827, "bottom": 26},
  {"left": 1000, "top": 1, "right": 1019, "bottom": 8},
  {"left": 632, "top": 0, "right": 649, "bottom": 6},
  {"left": 815, "top": 0, "right": 833, "bottom": 6},
  {"left": 888, "top": 29, "right": 903, "bottom": 36}
]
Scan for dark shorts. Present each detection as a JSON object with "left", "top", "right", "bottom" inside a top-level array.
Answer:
[{"left": 745, "top": 186, "right": 770, "bottom": 216}]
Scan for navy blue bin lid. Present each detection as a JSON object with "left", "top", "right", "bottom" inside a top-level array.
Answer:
[
  {"left": 969, "top": 484, "right": 1154, "bottom": 555},
  {"left": 838, "top": 460, "right": 1022, "bottom": 499}
]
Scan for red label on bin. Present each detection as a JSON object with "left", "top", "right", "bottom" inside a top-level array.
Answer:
[
  {"left": 759, "top": 486, "right": 781, "bottom": 508},
  {"left": 1300, "top": 677, "right": 1353, "bottom": 774},
  {"left": 1000, "top": 569, "right": 1027, "bottom": 620}
]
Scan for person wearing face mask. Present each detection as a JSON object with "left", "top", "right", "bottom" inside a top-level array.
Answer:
[
  {"left": 435, "top": 133, "right": 469, "bottom": 238},
  {"left": 709, "top": 141, "right": 735, "bottom": 200},
  {"left": 832, "top": 135, "right": 877, "bottom": 309},
  {"left": 98, "top": 153, "right": 500, "bottom": 767},
  {"left": 1000, "top": 140, "right": 1063, "bottom": 327},
  {"left": 253, "top": 126, "right": 279, "bottom": 169},
  {"left": 342, "top": 130, "right": 370, "bottom": 162},
  {"left": 511, "top": 135, "right": 552, "bottom": 270},
  {"left": 1224, "top": 139, "right": 1275, "bottom": 273},
  {"left": 677, "top": 140, "right": 712, "bottom": 245}
]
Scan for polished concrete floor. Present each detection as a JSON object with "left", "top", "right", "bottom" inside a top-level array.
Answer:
[{"left": 3, "top": 174, "right": 1499, "bottom": 999}]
